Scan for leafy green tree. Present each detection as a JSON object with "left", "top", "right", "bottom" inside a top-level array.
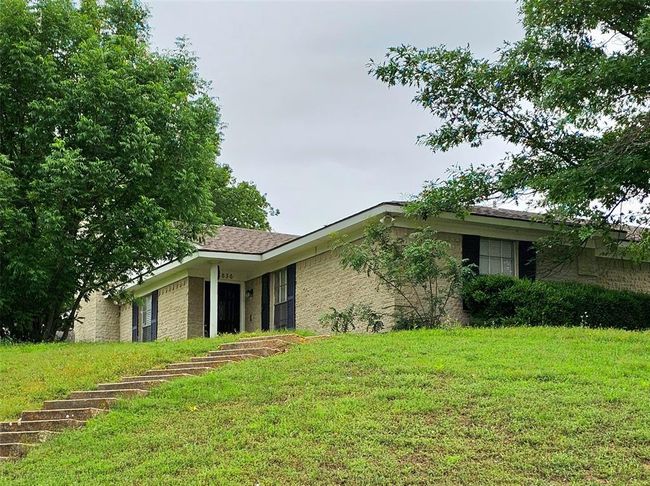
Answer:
[
  {"left": 0, "top": 0, "right": 271, "bottom": 341},
  {"left": 334, "top": 222, "right": 471, "bottom": 329},
  {"left": 211, "top": 164, "right": 278, "bottom": 230},
  {"left": 370, "top": 0, "right": 650, "bottom": 259}
]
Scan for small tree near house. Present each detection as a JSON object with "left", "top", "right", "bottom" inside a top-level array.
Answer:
[
  {"left": 322, "top": 221, "right": 473, "bottom": 332},
  {"left": 319, "top": 303, "right": 385, "bottom": 334}
]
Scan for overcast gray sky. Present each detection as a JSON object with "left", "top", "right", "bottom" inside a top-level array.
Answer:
[{"left": 146, "top": 1, "right": 522, "bottom": 234}]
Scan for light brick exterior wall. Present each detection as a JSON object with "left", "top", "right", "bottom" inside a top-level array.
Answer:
[
  {"left": 119, "top": 302, "right": 133, "bottom": 342},
  {"left": 391, "top": 228, "right": 466, "bottom": 324},
  {"left": 244, "top": 276, "right": 262, "bottom": 332},
  {"left": 76, "top": 294, "right": 97, "bottom": 342},
  {"left": 537, "top": 248, "right": 650, "bottom": 293},
  {"left": 117, "top": 276, "right": 204, "bottom": 342},
  {"left": 187, "top": 277, "right": 205, "bottom": 339},
  {"left": 292, "top": 228, "right": 650, "bottom": 331},
  {"left": 75, "top": 292, "right": 120, "bottom": 342},
  {"left": 157, "top": 277, "right": 205, "bottom": 341},
  {"left": 156, "top": 279, "right": 189, "bottom": 340},
  {"left": 441, "top": 232, "right": 466, "bottom": 321},
  {"left": 595, "top": 257, "right": 650, "bottom": 292},
  {"left": 94, "top": 296, "right": 121, "bottom": 341},
  {"left": 295, "top": 248, "right": 396, "bottom": 334}
]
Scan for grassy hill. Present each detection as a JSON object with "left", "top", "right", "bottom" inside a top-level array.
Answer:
[
  {"left": 1, "top": 328, "right": 649, "bottom": 485},
  {"left": 0, "top": 336, "right": 240, "bottom": 421}
]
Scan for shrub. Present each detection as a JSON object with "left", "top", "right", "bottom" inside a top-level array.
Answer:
[
  {"left": 319, "top": 304, "right": 385, "bottom": 333},
  {"left": 335, "top": 222, "right": 472, "bottom": 329},
  {"left": 319, "top": 306, "right": 357, "bottom": 333},
  {"left": 462, "top": 275, "right": 650, "bottom": 330}
]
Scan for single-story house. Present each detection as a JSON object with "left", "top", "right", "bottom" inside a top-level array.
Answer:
[{"left": 75, "top": 201, "right": 650, "bottom": 342}]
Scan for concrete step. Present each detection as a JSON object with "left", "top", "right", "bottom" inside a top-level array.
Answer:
[
  {"left": 0, "top": 430, "right": 56, "bottom": 444},
  {"left": 121, "top": 374, "right": 191, "bottom": 382},
  {"left": 0, "top": 419, "right": 85, "bottom": 432},
  {"left": 240, "top": 334, "right": 302, "bottom": 343},
  {"left": 303, "top": 335, "right": 329, "bottom": 341},
  {"left": 190, "top": 355, "right": 254, "bottom": 363},
  {"left": 67, "top": 389, "right": 148, "bottom": 400},
  {"left": 21, "top": 408, "right": 105, "bottom": 422},
  {"left": 43, "top": 398, "right": 117, "bottom": 410},
  {"left": 166, "top": 360, "right": 232, "bottom": 370},
  {"left": 98, "top": 380, "right": 166, "bottom": 391},
  {"left": 209, "top": 347, "right": 279, "bottom": 358},
  {"left": 219, "top": 339, "right": 289, "bottom": 351},
  {"left": 0, "top": 443, "right": 34, "bottom": 458},
  {"left": 143, "top": 367, "right": 211, "bottom": 377}
]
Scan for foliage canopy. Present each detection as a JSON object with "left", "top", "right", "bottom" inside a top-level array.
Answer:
[
  {"left": 371, "top": 0, "right": 650, "bottom": 259},
  {"left": 0, "top": 0, "right": 273, "bottom": 341}
]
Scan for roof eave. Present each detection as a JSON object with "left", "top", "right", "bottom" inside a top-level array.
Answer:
[{"left": 120, "top": 201, "right": 634, "bottom": 294}]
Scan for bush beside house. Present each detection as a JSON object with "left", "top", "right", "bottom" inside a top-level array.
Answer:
[
  {"left": 321, "top": 222, "right": 471, "bottom": 333},
  {"left": 463, "top": 275, "right": 650, "bottom": 330}
]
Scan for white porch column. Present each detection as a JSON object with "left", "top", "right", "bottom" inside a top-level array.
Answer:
[{"left": 209, "top": 263, "right": 219, "bottom": 337}]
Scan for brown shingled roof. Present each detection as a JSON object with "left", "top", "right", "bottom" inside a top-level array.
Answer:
[
  {"left": 468, "top": 205, "right": 545, "bottom": 222},
  {"left": 199, "top": 226, "right": 298, "bottom": 254}
]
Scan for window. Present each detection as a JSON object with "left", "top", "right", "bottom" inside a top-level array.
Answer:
[
  {"left": 273, "top": 268, "right": 288, "bottom": 328},
  {"left": 140, "top": 294, "right": 153, "bottom": 342},
  {"left": 274, "top": 268, "right": 288, "bottom": 305},
  {"left": 479, "top": 238, "right": 515, "bottom": 276}
]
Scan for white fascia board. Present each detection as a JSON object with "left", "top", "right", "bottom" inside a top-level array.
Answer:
[
  {"left": 261, "top": 203, "right": 405, "bottom": 260},
  {"left": 437, "top": 212, "right": 553, "bottom": 231},
  {"left": 196, "top": 250, "right": 262, "bottom": 262},
  {"left": 120, "top": 252, "right": 199, "bottom": 292},
  {"left": 121, "top": 250, "right": 262, "bottom": 292}
]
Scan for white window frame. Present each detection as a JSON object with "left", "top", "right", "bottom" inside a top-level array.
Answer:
[
  {"left": 272, "top": 267, "right": 289, "bottom": 330},
  {"left": 274, "top": 268, "right": 288, "bottom": 305},
  {"left": 140, "top": 294, "right": 153, "bottom": 342},
  {"left": 479, "top": 238, "right": 517, "bottom": 276}
]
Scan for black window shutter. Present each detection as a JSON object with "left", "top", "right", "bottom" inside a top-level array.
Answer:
[
  {"left": 286, "top": 264, "right": 296, "bottom": 330},
  {"left": 203, "top": 281, "right": 210, "bottom": 337},
  {"left": 518, "top": 241, "right": 536, "bottom": 280},
  {"left": 462, "top": 235, "right": 481, "bottom": 274},
  {"left": 131, "top": 302, "right": 139, "bottom": 342},
  {"left": 151, "top": 290, "right": 158, "bottom": 340},
  {"left": 261, "top": 273, "right": 270, "bottom": 331}
]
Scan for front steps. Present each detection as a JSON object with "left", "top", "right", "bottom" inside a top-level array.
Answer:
[
  {"left": 166, "top": 360, "right": 233, "bottom": 370},
  {"left": 20, "top": 408, "right": 105, "bottom": 422},
  {"left": 0, "top": 333, "right": 308, "bottom": 460},
  {"left": 219, "top": 339, "right": 290, "bottom": 351},
  {"left": 43, "top": 398, "right": 118, "bottom": 411},
  {"left": 191, "top": 355, "right": 257, "bottom": 363},
  {"left": 98, "top": 380, "right": 166, "bottom": 391},
  {"left": 208, "top": 347, "right": 278, "bottom": 358},
  {"left": 143, "top": 367, "right": 211, "bottom": 377},
  {"left": 67, "top": 389, "right": 149, "bottom": 400},
  {"left": 0, "top": 443, "right": 34, "bottom": 459},
  {"left": 0, "top": 419, "right": 84, "bottom": 433},
  {"left": 120, "top": 374, "right": 192, "bottom": 383}
]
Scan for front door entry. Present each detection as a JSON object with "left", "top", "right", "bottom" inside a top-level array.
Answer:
[
  {"left": 204, "top": 281, "right": 241, "bottom": 336},
  {"left": 218, "top": 283, "right": 241, "bottom": 334}
]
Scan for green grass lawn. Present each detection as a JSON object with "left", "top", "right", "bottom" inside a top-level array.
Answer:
[
  {"left": 0, "top": 335, "right": 241, "bottom": 421},
  {"left": 1, "top": 327, "right": 649, "bottom": 485}
]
